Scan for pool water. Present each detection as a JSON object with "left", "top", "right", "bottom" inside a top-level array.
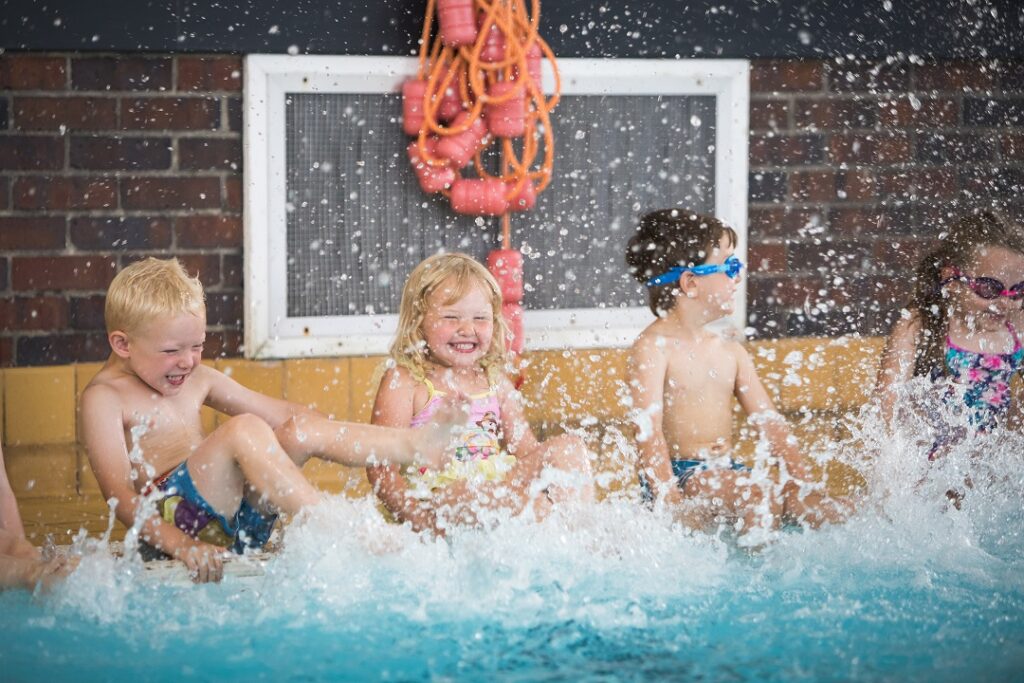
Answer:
[{"left": 2, "top": 400, "right": 1023, "bottom": 682}]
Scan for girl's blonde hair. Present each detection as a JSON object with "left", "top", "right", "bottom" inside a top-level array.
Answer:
[
  {"left": 909, "top": 209, "right": 1024, "bottom": 377},
  {"left": 105, "top": 257, "right": 205, "bottom": 334},
  {"left": 390, "top": 252, "right": 510, "bottom": 381}
]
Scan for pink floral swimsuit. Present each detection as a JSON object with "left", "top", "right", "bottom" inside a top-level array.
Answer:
[{"left": 938, "top": 322, "right": 1024, "bottom": 434}]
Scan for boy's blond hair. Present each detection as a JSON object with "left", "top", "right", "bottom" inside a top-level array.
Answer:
[
  {"left": 105, "top": 257, "right": 206, "bottom": 334},
  {"left": 390, "top": 252, "right": 510, "bottom": 382}
]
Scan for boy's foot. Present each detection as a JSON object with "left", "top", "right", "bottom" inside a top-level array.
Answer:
[{"left": 414, "top": 395, "right": 470, "bottom": 470}]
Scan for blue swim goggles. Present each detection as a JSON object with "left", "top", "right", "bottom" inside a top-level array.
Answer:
[{"left": 645, "top": 255, "right": 744, "bottom": 287}]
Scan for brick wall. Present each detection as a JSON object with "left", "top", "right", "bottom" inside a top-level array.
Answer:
[
  {"left": 1, "top": 53, "right": 1022, "bottom": 366},
  {"left": 746, "top": 58, "right": 1024, "bottom": 338},
  {"left": 0, "top": 53, "right": 244, "bottom": 367}
]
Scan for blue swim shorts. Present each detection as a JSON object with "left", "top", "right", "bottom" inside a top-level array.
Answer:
[
  {"left": 151, "top": 461, "right": 278, "bottom": 554},
  {"left": 639, "top": 458, "right": 751, "bottom": 503}
]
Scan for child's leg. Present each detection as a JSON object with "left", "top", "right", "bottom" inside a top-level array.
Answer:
[
  {"left": 0, "top": 443, "right": 28, "bottom": 540},
  {"left": 532, "top": 434, "right": 595, "bottom": 505},
  {"left": 275, "top": 400, "right": 467, "bottom": 470},
  {"left": 779, "top": 480, "right": 854, "bottom": 527},
  {"left": 678, "top": 469, "right": 781, "bottom": 534},
  {"left": 186, "top": 414, "right": 321, "bottom": 519}
]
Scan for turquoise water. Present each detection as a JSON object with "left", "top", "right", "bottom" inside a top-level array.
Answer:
[{"left": 3, "top": 405, "right": 1024, "bottom": 682}]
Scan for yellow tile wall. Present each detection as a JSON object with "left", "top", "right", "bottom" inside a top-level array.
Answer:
[{"left": 5, "top": 365, "right": 76, "bottom": 445}]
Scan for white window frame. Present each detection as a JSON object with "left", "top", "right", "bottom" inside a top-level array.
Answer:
[{"left": 244, "top": 55, "right": 749, "bottom": 359}]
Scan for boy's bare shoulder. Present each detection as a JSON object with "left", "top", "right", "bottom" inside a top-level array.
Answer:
[
  {"left": 631, "top": 322, "right": 675, "bottom": 355},
  {"left": 81, "top": 364, "right": 127, "bottom": 404}
]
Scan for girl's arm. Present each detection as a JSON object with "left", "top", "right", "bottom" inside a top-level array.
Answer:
[
  {"left": 366, "top": 368, "right": 440, "bottom": 534},
  {"left": 875, "top": 315, "right": 920, "bottom": 426},
  {"left": 733, "top": 343, "right": 812, "bottom": 481},
  {"left": 628, "top": 333, "right": 682, "bottom": 505}
]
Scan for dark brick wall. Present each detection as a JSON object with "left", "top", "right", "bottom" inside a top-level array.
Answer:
[
  {"left": 0, "top": 53, "right": 243, "bottom": 366},
  {"left": 746, "top": 59, "right": 1024, "bottom": 339},
  {"left": 0, "top": 53, "right": 1022, "bottom": 366}
]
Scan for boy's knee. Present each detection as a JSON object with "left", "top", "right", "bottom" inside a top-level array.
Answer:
[{"left": 221, "top": 413, "right": 274, "bottom": 443}]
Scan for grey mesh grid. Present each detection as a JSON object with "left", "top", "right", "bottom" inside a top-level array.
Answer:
[{"left": 285, "top": 92, "right": 716, "bottom": 318}]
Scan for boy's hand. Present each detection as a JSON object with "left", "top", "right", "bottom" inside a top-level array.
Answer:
[
  {"left": 414, "top": 394, "right": 470, "bottom": 470},
  {"left": 176, "top": 541, "right": 226, "bottom": 583}
]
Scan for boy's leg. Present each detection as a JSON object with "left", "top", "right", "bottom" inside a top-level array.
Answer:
[
  {"left": 780, "top": 480, "right": 853, "bottom": 528},
  {"left": 186, "top": 414, "right": 320, "bottom": 519},
  {"left": 533, "top": 434, "right": 596, "bottom": 505},
  {"left": 275, "top": 400, "right": 468, "bottom": 471},
  {"left": 680, "top": 469, "right": 781, "bottom": 533}
]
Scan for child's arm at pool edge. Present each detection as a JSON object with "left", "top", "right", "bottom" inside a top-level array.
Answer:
[
  {"left": 79, "top": 384, "right": 225, "bottom": 583},
  {"left": 732, "top": 343, "right": 812, "bottom": 482},
  {"left": 366, "top": 367, "right": 443, "bottom": 534},
  {"left": 875, "top": 314, "right": 919, "bottom": 426},
  {"left": 628, "top": 333, "right": 684, "bottom": 506}
]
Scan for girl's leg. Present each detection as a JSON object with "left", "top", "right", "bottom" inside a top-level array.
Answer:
[
  {"left": 679, "top": 469, "right": 781, "bottom": 534},
  {"left": 186, "top": 414, "right": 321, "bottom": 519}
]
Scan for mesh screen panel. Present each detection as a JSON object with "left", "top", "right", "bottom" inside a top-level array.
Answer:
[{"left": 285, "top": 92, "right": 716, "bottom": 318}]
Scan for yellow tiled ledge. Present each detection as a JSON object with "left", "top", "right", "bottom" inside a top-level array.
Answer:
[{"left": 2, "top": 337, "right": 890, "bottom": 542}]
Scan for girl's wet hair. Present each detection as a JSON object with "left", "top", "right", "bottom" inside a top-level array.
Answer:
[
  {"left": 910, "top": 209, "right": 1024, "bottom": 377},
  {"left": 390, "top": 252, "right": 510, "bottom": 381},
  {"left": 625, "top": 208, "right": 737, "bottom": 316}
]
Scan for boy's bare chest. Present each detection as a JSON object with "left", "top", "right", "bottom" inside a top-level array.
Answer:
[
  {"left": 121, "top": 391, "right": 206, "bottom": 478},
  {"left": 663, "top": 349, "right": 737, "bottom": 397}
]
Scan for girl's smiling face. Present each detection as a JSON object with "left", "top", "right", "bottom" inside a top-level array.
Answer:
[{"left": 421, "top": 279, "right": 495, "bottom": 370}]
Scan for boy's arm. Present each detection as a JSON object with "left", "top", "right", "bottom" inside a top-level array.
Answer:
[
  {"left": 628, "top": 334, "right": 682, "bottom": 505},
  {"left": 733, "top": 344, "right": 812, "bottom": 481},
  {"left": 875, "top": 315, "right": 919, "bottom": 426},
  {"left": 79, "top": 385, "right": 225, "bottom": 582},
  {"left": 366, "top": 369, "right": 441, "bottom": 534}
]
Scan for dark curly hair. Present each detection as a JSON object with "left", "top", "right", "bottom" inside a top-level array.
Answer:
[
  {"left": 909, "top": 209, "right": 1024, "bottom": 377},
  {"left": 625, "top": 208, "right": 737, "bottom": 316}
]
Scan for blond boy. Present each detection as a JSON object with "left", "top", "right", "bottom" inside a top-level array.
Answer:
[{"left": 81, "top": 258, "right": 458, "bottom": 582}]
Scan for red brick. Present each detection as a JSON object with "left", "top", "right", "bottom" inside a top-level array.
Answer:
[
  {"left": 0, "top": 338, "right": 11, "bottom": 367},
  {"left": 16, "top": 332, "right": 109, "bottom": 365},
  {"left": 70, "top": 136, "right": 171, "bottom": 170},
  {"left": 121, "top": 97, "right": 220, "bottom": 130},
  {"left": 179, "top": 137, "right": 242, "bottom": 170},
  {"left": 0, "top": 177, "right": 8, "bottom": 210},
  {"left": 747, "top": 275, "right": 824, "bottom": 307},
  {"left": 1002, "top": 134, "right": 1024, "bottom": 160},
  {"left": 839, "top": 170, "right": 877, "bottom": 201},
  {"left": 12, "top": 256, "right": 117, "bottom": 291},
  {"left": 71, "top": 57, "right": 172, "bottom": 92},
  {"left": 872, "top": 238, "right": 939, "bottom": 268},
  {"left": 0, "top": 217, "right": 66, "bottom": 250},
  {"left": 13, "top": 176, "right": 117, "bottom": 210},
  {"left": 0, "top": 136, "right": 64, "bottom": 170},
  {"left": 749, "top": 133, "right": 824, "bottom": 166},
  {"left": 176, "top": 215, "right": 242, "bottom": 248},
  {"left": 794, "top": 98, "right": 876, "bottom": 130},
  {"left": 876, "top": 96, "right": 959, "bottom": 128},
  {"left": 746, "top": 243, "right": 787, "bottom": 274},
  {"left": 70, "top": 216, "right": 173, "bottom": 250},
  {"left": 176, "top": 56, "right": 243, "bottom": 92},
  {"left": 69, "top": 295, "right": 107, "bottom": 331},
  {"left": 222, "top": 253, "right": 243, "bottom": 288},
  {"left": 748, "top": 207, "right": 825, "bottom": 239},
  {"left": 788, "top": 240, "right": 873, "bottom": 272},
  {"left": 880, "top": 202, "right": 952, "bottom": 236},
  {"left": 749, "top": 99, "right": 790, "bottom": 131},
  {"left": 827, "top": 207, "right": 886, "bottom": 237},
  {"left": 224, "top": 176, "right": 242, "bottom": 212},
  {"left": 13, "top": 96, "right": 118, "bottom": 131},
  {"left": 168, "top": 253, "right": 222, "bottom": 288},
  {"left": 203, "top": 330, "right": 243, "bottom": 359},
  {"left": 879, "top": 168, "right": 958, "bottom": 201},
  {"left": 0, "top": 257, "right": 7, "bottom": 287},
  {"left": 121, "top": 177, "right": 220, "bottom": 210},
  {"left": 0, "top": 296, "right": 69, "bottom": 331},
  {"left": 0, "top": 55, "right": 66, "bottom": 90},
  {"left": 827, "top": 60, "right": 909, "bottom": 93},
  {"left": 827, "top": 133, "right": 911, "bottom": 165},
  {"left": 916, "top": 62, "right": 997, "bottom": 92},
  {"left": 206, "top": 292, "right": 243, "bottom": 327},
  {"left": 789, "top": 170, "right": 836, "bottom": 202},
  {"left": 750, "top": 60, "right": 824, "bottom": 93}
]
